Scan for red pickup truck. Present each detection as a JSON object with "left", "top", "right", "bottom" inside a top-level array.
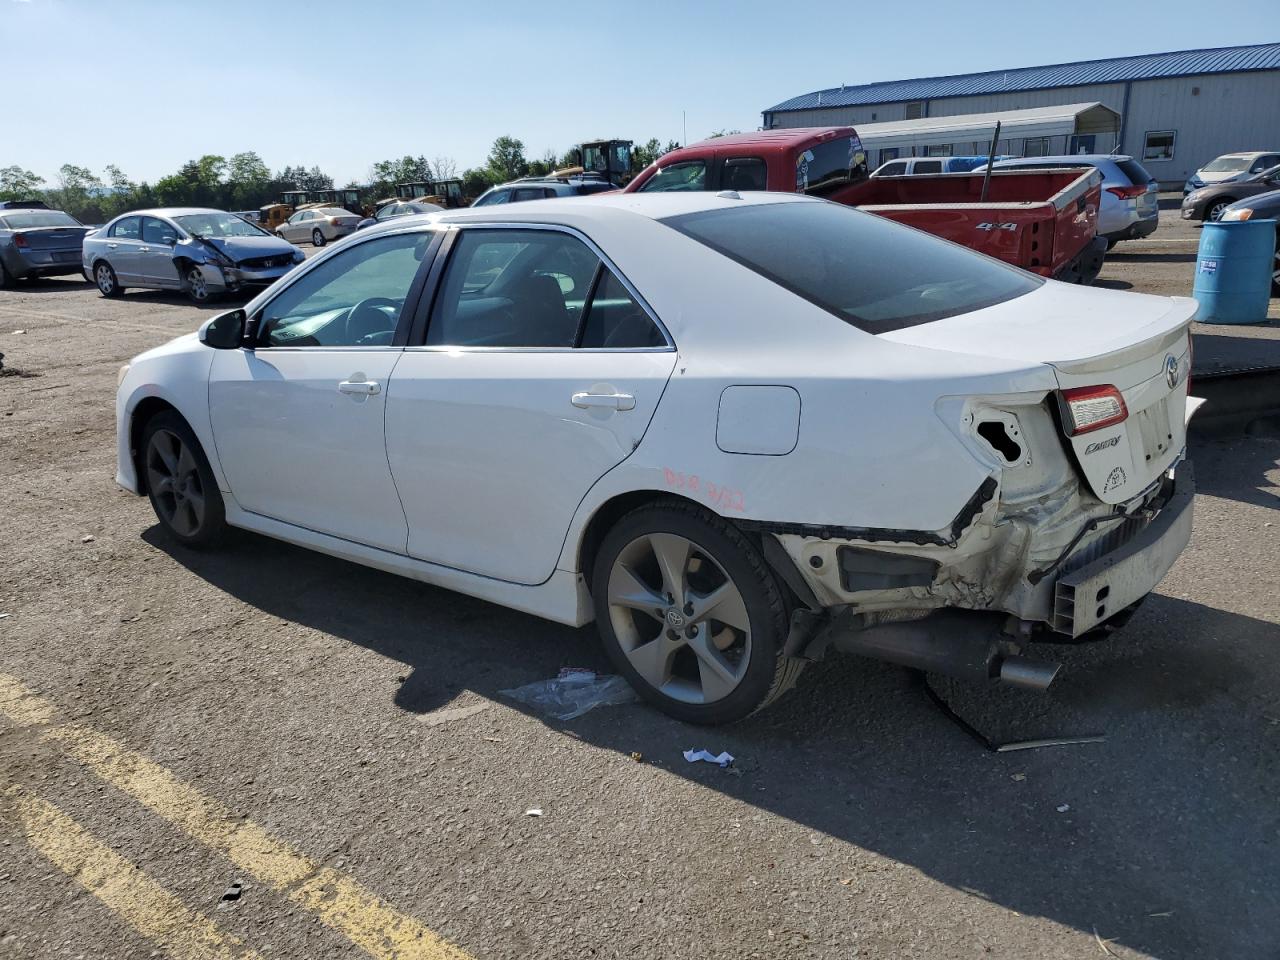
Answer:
[{"left": 624, "top": 128, "right": 1107, "bottom": 284}]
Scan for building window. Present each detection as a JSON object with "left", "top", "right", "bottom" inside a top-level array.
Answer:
[
  {"left": 905, "top": 101, "right": 926, "bottom": 120},
  {"left": 879, "top": 147, "right": 900, "bottom": 164},
  {"left": 1069, "top": 134, "right": 1096, "bottom": 155},
  {"left": 925, "top": 144, "right": 953, "bottom": 157},
  {"left": 1022, "top": 137, "right": 1051, "bottom": 157},
  {"left": 1143, "top": 130, "right": 1176, "bottom": 161}
]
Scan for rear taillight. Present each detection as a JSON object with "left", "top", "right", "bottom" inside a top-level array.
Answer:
[
  {"left": 12, "top": 232, "right": 28, "bottom": 248},
  {"left": 1106, "top": 184, "right": 1148, "bottom": 201},
  {"left": 328, "top": 217, "right": 338, "bottom": 225},
  {"left": 1060, "top": 385, "right": 1128, "bottom": 435}
]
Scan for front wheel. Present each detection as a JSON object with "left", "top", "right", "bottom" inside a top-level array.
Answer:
[
  {"left": 94, "top": 261, "right": 122, "bottom": 297},
  {"left": 184, "top": 265, "right": 213, "bottom": 304},
  {"left": 1206, "top": 199, "right": 1234, "bottom": 222},
  {"left": 311, "top": 228, "right": 326, "bottom": 247},
  {"left": 592, "top": 500, "right": 803, "bottom": 724},
  {"left": 141, "top": 412, "right": 227, "bottom": 548}
]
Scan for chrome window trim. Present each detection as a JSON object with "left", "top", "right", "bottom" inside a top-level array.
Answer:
[{"left": 417, "top": 221, "right": 675, "bottom": 352}]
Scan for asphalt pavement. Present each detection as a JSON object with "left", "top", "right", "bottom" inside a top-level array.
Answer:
[{"left": 0, "top": 246, "right": 1278, "bottom": 960}]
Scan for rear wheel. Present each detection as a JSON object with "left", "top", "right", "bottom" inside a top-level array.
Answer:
[
  {"left": 592, "top": 500, "right": 803, "bottom": 724},
  {"left": 1206, "top": 199, "right": 1234, "bottom": 222},
  {"left": 311, "top": 228, "right": 326, "bottom": 247},
  {"left": 94, "top": 261, "right": 122, "bottom": 297},
  {"left": 0, "top": 261, "right": 10, "bottom": 288},
  {"left": 141, "top": 411, "right": 227, "bottom": 548}
]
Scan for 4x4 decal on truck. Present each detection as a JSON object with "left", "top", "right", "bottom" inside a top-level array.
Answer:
[{"left": 976, "top": 222, "right": 1018, "bottom": 232}]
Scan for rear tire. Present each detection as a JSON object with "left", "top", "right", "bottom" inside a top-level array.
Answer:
[
  {"left": 591, "top": 499, "right": 804, "bottom": 725},
  {"left": 0, "top": 261, "right": 10, "bottom": 288},
  {"left": 94, "top": 261, "right": 122, "bottom": 297},
  {"left": 311, "top": 228, "right": 326, "bottom": 247},
  {"left": 141, "top": 411, "right": 227, "bottom": 549}
]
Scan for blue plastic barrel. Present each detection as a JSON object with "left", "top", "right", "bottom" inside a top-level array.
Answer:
[{"left": 1192, "top": 219, "right": 1276, "bottom": 325}]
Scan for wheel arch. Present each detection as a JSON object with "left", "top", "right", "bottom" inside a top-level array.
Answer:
[{"left": 128, "top": 397, "right": 190, "bottom": 495}]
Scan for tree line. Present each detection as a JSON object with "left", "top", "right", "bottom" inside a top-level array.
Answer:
[{"left": 0, "top": 134, "right": 690, "bottom": 223}]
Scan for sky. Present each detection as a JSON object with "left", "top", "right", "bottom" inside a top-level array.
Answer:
[{"left": 2, "top": 0, "right": 1275, "bottom": 187}]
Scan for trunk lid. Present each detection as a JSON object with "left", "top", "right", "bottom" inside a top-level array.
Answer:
[
  {"left": 15, "top": 225, "right": 89, "bottom": 252},
  {"left": 882, "top": 282, "right": 1197, "bottom": 503}
]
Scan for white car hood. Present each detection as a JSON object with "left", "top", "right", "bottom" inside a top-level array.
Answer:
[{"left": 879, "top": 280, "right": 1196, "bottom": 370}]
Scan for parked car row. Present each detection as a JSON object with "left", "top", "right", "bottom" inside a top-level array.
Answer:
[{"left": 1182, "top": 163, "right": 1280, "bottom": 222}]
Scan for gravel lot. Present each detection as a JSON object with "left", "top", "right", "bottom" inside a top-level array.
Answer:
[{"left": 1, "top": 225, "right": 1278, "bottom": 960}]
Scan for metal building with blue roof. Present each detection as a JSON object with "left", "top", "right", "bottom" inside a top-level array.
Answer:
[{"left": 762, "top": 43, "right": 1280, "bottom": 187}]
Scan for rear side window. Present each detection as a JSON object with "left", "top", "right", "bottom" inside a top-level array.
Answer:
[
  {"left": 1114, "top": 159, "right": 1154, "bottom": 185},
  {"left": 913, "top": 160, "right": 943, "bottom": 174},
  {"left": 579, "top": 269, "right": 665, "bottom": 348},
  {"left": 722, "top": 158, "right": 767, "bottom": 191},
  {"left": 109, "top": 217, "right": 141, "bottom": 240},
  {"left": 796, "top": 135, "right": 868, "bottom": 192},
  {"left": 663, "top": 201, "right": 1041, "bottom": 334}
]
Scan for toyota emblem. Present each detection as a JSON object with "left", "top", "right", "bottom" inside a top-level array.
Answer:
[
  {"left": 665, "top": 609, "right": 685, "bottom": 628},
  {"left": 1164, "top": 354, "right": 1180, "bottom": 389}
]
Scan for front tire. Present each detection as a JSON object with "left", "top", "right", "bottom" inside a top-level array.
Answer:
[
  {"left": 311, "top": 228, "right": 326, "bottom": 247},
  {"left": 141, "top": 411, "right": 227, "bottom": 548},
  {"left": 184, "top": 265, "right": 213, "bottom": 304},
  {"left": 94, "top": 261, "right": 122, "bottom": 297},
  {"left": 1207, "top": 199, "right": 1234, "bottom": 222},
  {"left": 591, "top": 500, "right": 803, "bottom": 724}
]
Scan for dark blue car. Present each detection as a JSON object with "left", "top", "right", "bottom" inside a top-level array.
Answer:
[{"left": 0, "top": 201, "right": 91, "bottom": 287}]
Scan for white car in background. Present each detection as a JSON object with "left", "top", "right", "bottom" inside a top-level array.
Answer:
[
  {"left": 275, "top": 206, "right": 362, "bottom": 246},
  {"left": 1184, "top": 151, "right": 1280, "bottom": 195},
  {"left": 115, "top": 194, "right": 1198, "bottom": 724}
]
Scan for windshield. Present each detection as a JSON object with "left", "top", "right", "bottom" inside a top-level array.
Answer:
[
  {"left": 0, "top": 211, "right": 82, "bottom": 229},
  {"left": 663, "top": 200, "right": 1042, "bottom": 334},
  {"left": 1203, "top": 156, "right": 1251, "bottom": 173},
  {"left": 174, "top": 213, "right": 268, "bottom": 238}
]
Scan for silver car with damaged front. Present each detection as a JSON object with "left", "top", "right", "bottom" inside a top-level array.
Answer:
[{"left": 82, "top": 208, "right": 306, "bottom": 303}]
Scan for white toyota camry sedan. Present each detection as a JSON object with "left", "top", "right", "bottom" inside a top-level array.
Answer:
[{"left": 115, "top": 192, "right": 1199, "bottom": 724}]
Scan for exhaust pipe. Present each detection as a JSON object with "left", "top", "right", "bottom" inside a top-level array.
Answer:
[{"left": 830, "top": 611, "right": 1059, "bottom": 691}]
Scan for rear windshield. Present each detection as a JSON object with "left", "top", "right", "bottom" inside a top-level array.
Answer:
[
  {"left": 796, "top": 135, "right": 870, "bottom": 193},
  {"left": 1114, "top": 159, "right": 1154, "bottom": 184},
  {"left": 1202, "top": 156, "right": 1251, "bottom": 173},
  {"left": 0, "top": 211, "right": 81, "bottom": 229},
  {"left": 662, "top": 200, "right": 1041, "bottom": 334}
]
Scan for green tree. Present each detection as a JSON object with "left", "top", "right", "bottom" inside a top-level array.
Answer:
[
  {"left": 155, "top": 155, "right": 227, "bottom": 207},
  {"left": 558, "top": 147, "right": 580, "bottom": 169},
  {"left": 51, "top": 164, "right": 104, "bottom": 222},
  {"left": 226, "top": 151, "right": 272, "bottom": 209},
  {"left": 366, "top": 155, "right": 432, "bottom": 202},
  {"left": 486, "top": 136, "right": 528, "bottom": 183},
  {"left": 461, "top": 167, "right": 497, "bottom": 198},
  {"left": 276, "top": 165, "right": 334, "bottom": 193},
  {"left": 0, "top": 166, "right": 45, "bottom": 201},
  {"left": 631, "top": 138, "right": 662, "bottom": 170}
]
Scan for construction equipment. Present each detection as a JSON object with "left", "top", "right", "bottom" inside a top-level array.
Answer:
[{"left": 394, "top": 179, "right": 467, "bottom": 208}]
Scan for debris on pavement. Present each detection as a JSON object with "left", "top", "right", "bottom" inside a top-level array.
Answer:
[
  {"left": 629, "top": 751, "right": 643, "bottom": 762},
  {"left": 500, "top": 668, "right": 637, "bottom": 720},
  {"left": 1057, "top": 804, "right": 1071, "bottom": 813},
  {"left": 1011, "top": 773, "right": 1026, "bottom": 781},
  {"left": 683, "top": 749, "right": 734, "bottom": 767},
  {"left": 524, "top": 808, "right": 543, "bottom": 817},
  {"left": 220, "top": 881, "right": 243, "bottom": 902},
  {"left": 80, "top": 535, "right": 96, "bottom": 544}
]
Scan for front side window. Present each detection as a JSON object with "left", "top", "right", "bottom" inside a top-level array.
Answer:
[
  {"left": 1143, "top": 131, "right": 1175, "bottom": 162},
  {"left": 259, "top": 232, "right": 430, "bottom": 347},
  {"left": 876, "top": 160, "right": 909, "bottom": 177},
  {"left": 427, "top": 229, "right": 600, "bottom": 348},
  {"left": 142, "top": 217, "right": 178, "bottom": 245},
  {"left": 637, "top": 161, "right": 707, "bottom": 193},
  {"left": 110, "top": 216, "right": 142, "bottom": 240},
  {"left": 664, "top": 201, "right": 1041, "bottom": 335}
]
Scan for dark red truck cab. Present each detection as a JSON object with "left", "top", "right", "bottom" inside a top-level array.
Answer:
[{"left": 625, "top": 128, "right": 1106, "bottom": 283}]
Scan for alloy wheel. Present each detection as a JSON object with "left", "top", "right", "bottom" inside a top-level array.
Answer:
[
  {"left": 312, "top": 228, "right": 325, "bottom": 247},
  {"left": 96, "top": 264, "right": 113, "bottom": 294},
  {"left": 606, "top": 532, "right": 752, "bottom": 704},
  {"left": 145, "top": 428, "right": 206, "bottom": 538},
  {"left": 187, "top": 267, "right": 208, "bottom": 302},
  {"left": 1208, "top": 201, "right": 1230, "bottom": 222}
]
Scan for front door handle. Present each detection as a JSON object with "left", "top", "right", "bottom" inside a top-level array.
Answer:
[
  {"left": 572, "top": 391, "right": 635, "bottom": 411},
  {"left": 339, "top": 380, "right": 381, "bottom": 396}
]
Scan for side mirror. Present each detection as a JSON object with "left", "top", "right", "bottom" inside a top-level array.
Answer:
[{"left": 198, "top": 309, "right": 247, "bottom": 349}]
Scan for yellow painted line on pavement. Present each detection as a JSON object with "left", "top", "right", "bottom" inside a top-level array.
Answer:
[
  {"left": 0, "top": 674, "right": 474, "bottom": 960},
  {"left": 9, "top": 788, "right": 261, "bottom": 960}
]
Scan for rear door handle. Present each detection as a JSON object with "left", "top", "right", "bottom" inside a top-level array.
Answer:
[
  {"left": 572, "top": 391, "right": 635, "bottom": 411},
  {"left": 338, "top": 380, "right": 381, "bottom": 396}
]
